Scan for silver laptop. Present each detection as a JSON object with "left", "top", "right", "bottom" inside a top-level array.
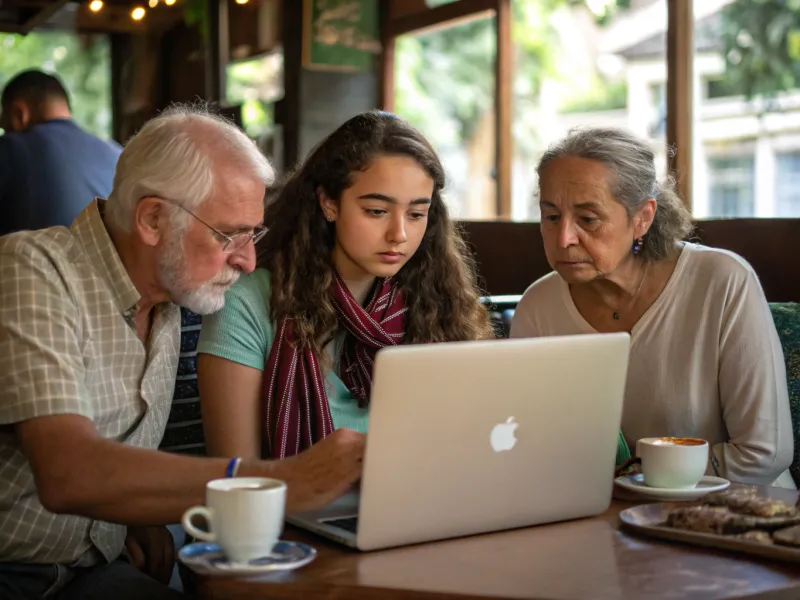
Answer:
[{"left": 286, "top": 333, "right": 630, "bottom": 551}]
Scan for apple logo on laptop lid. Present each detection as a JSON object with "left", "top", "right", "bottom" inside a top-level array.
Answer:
[{"left": 490, "top": 417, "right": 518, "bottom": 452}]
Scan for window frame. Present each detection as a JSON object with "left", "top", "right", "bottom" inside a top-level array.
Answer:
[
  {"left": 380, "top": 0, "right": 693, "bottom": 220},
  {"left": 381, "top": 0, "right": 512, "bottom": 219}
]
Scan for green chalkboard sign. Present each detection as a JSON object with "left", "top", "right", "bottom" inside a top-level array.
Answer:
[{"left": 302, "top": 0, "right": 381, "bottom": 72}]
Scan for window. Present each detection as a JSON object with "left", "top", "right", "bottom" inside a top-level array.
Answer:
[
  {"left": 225, "top": 51, "right": 283, "bottom": 142},
  {"left": 776, "top": 152, "right": 800, "bottom": 217},
  {"left": 706, "top": 77, "right": 740, "bottom": 100},
  {"left": 394, "top": 15, "right": 497, "bottom": 220},
  {"left": 707, "top": 155, "right": 755, "bottom": 218},
  {"left": 387, "top": 1, "right": 799, "bottom": 222},
  {"left": 510, "top": 0, "right": 667, "bottom": 221},
  {"left": 0, "top": 32, "right": 111, "bottom": 138},
  {"left": 692, "top": 0, "right": 800, "bottom": 217}
]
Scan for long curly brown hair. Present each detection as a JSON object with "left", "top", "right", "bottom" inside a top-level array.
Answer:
[{"left": 257, "top": 110, "right": 494, "bottom": 354}]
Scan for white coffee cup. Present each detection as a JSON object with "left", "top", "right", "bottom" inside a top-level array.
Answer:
[
  {"left": 635, "top": 437, "right": 709, "bottom": 490},
  {"left": 182, "top": 477, "right": 286, "bottom": 563}
]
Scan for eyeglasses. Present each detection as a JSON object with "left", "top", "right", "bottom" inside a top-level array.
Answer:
[{"left": 161, "top": 198, "right": 267, "bottom": 253}]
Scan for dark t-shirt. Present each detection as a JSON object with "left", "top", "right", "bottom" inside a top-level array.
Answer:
[{"left": 0, "top": 119, "right": 122, "bottom": 235}]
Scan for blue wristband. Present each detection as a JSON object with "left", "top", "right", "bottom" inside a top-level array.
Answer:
[{"left": 225, "top": 457, "right": 241, "bottom": 478}]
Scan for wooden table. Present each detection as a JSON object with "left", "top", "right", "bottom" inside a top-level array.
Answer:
[{"left": 196, "top": 486, "right": 800, "bottom": 600}]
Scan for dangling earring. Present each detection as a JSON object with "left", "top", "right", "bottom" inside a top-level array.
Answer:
[{"left": 632, "top": 236, "right": 644, "bottom": 255}]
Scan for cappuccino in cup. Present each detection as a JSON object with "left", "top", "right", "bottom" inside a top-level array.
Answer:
[{"left": 635, "top": 437, "right": 709, "bottom": 489}]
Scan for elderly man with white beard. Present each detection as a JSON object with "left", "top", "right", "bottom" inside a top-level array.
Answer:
[{"left": 0, "top": 105, "right": 365, "bottom": 600}]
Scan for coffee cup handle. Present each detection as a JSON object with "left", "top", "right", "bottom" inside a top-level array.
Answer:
[{"left": 181, "top": 506, "right": 216, "bottom": 542}]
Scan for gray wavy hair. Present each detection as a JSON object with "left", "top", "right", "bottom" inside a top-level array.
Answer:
[
  {"left": 536, "top": 127, "right": 693, "bottom": 262},
  {"left": 105, "top": 103, "right": 274, "bottom": 233}
]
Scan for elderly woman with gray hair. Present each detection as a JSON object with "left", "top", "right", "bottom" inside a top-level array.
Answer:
[{"left": 511, "top": 127, "right": 795, "bottom": 488}]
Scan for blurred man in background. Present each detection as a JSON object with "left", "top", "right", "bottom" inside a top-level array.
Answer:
[{"left": 0, "top": 69, "right": 121, "bottom": 235}]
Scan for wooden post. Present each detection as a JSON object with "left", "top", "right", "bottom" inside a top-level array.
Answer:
[
  {"left": 666, "top": 0, "right": 693, "bottom": 208},
  {"left": 204, "top": 0, "right": 229, "bottom": 104},
  {"left": 495, "top": 0, "right": 512, "bottom": 219},
  {"left": 278, "top": 0, "right": 303, "bottom": 168},
  {"left": 110, "top": 33, "right": 125, "bottom": 144},
  {"left": 379, "top": 0, "right": 395, "bottom": 111}
]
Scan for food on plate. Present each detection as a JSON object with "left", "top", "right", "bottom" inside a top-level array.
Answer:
[
  {"left": 731, "top": 530, "right": 774, "bottom": 544},
  {"left": 663, "top": 488, "right": 800, "bottom": 550},
  {"left": 704, "top": 490, "right": 796, "bottom": 518},
  {"left": 703, "top": 488, "right": 757, "bottom": 502},
  {"left": 666, "top": 505, "right": 800, "bottom": 535}
]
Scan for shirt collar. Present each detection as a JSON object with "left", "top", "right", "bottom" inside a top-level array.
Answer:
[{"left": 71, "top": 198, "right": 141, "bottom": 318}]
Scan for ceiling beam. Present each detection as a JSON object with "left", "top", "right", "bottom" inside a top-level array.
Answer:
[
  {"left": 387, "top": 0, "right": 495, "bottom": 38},
  {"left": 17, "top": 0, "right": 70, "bottom": 34}
]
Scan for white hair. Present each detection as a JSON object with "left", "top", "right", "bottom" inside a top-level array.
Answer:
[{"left": 105, "top": 103, "right": 274, "bottom": 233}]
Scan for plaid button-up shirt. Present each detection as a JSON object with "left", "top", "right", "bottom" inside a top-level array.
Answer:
[{"left": 0, "top": 199, "right": 180, "bottom": 564}]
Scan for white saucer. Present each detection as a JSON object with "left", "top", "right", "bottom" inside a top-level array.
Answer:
[
  {"left": 178, "top": 541, "right": 316, "bottom": 576},
  {"left": 614, "top": 473, "right": 730, "bottom": 501}
]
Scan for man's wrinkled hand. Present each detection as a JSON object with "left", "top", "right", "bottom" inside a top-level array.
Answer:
[
  {"left": 282, "top": 428, "right": 366, "bottom": 513},
  {"left": 125, "top": 525, "right": 175, "bottom": 585}
]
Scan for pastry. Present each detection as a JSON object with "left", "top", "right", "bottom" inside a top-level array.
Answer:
[
  {"left": 666, "top": 505, "right": 800, "bottom": 535},
  {"left": 733, "top": 530, "right": 774, "bottom": 544},
  {"left": 703, "top": 491, "right": 797, "bottom": 518}
]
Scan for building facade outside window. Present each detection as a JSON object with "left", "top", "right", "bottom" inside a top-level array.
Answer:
[{"left": 707, "top": 154, "right": 756, "bottom": 218}]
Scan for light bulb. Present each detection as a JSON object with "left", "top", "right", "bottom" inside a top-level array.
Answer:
[
  {"left": 88, "top": 0, "right": 103, "bottom": 12},
  {"left": 131, "top": 6, "right": 146, "bottom": 20}
]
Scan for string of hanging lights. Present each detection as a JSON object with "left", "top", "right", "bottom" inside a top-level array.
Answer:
[{"left": 86, "top": 0, "right": 250, "bottom": 23}]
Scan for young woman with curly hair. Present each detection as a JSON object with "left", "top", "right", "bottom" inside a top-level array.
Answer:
[{"left": 197, "top": 110, "right": 494, "bottom": 460}]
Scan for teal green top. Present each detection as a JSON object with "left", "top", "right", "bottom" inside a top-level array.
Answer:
[{"left": 197, "top": 268, "right": 369, "bottom": 434}]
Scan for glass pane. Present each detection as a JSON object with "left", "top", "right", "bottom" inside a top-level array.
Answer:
[
  {"left": 0, "top": 32, "right": 111, "bottom": 139},
  {"left": 776, "top": 152, "right": 800, "bottom": 217},
  {"left": 511, "top": 0, "right": 668, "bottom": 221},
  {"left": 692, "top": 0, "right": 800, "bottom": 218},
  {"left": 393, "top": 16, "right": 497, "bottom": 220},
  {"left": 707, "top": 155, "right": 755, "bottom": 218},
  {"left": 226, "top": 52, "right": 284, "bottom": 142}
]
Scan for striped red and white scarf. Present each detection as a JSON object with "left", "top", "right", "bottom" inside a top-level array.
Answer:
[{"left": 262, "top": 271, "right": 407, "bottom": 458}]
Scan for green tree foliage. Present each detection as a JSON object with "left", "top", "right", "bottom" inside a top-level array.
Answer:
[
  {"left": 560, "top": 79, "right": 628, "bottom": 113},
  {"left": 184, "top": 0, "right": 208, "bottom": 43},
  {"left": 394, "top": 0, "right": 629, "bottom": 153},
  {"left": 395, "top": 0, "right": 567, "bottom": 152},
  {"left": 0, "top": 31, "right": 111, "bottom": 138},
  {"left": 394, "top": 17, "right": 496, "bottom": 146},
  {"left": 720, "top": 0, "right": 800, "bottom": 98},
  {"left": 226, "top": 53, "right": 283, "bottom": 140}
]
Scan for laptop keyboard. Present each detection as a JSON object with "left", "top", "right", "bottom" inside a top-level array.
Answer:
[{"left": 321, "top": 516, "right": 359, "bottom": 534}]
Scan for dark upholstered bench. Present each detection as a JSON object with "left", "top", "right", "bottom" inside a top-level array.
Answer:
[{"left": 770, "top": 303, "right": 800, "bottom": 485}]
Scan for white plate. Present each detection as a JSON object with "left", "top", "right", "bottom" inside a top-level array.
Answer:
[
  {"left": 178, "top": 541, "right": 316, "bottom": 577},
  {"left": 614, "top": 473, "right": 730, "bottom": 501}
]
